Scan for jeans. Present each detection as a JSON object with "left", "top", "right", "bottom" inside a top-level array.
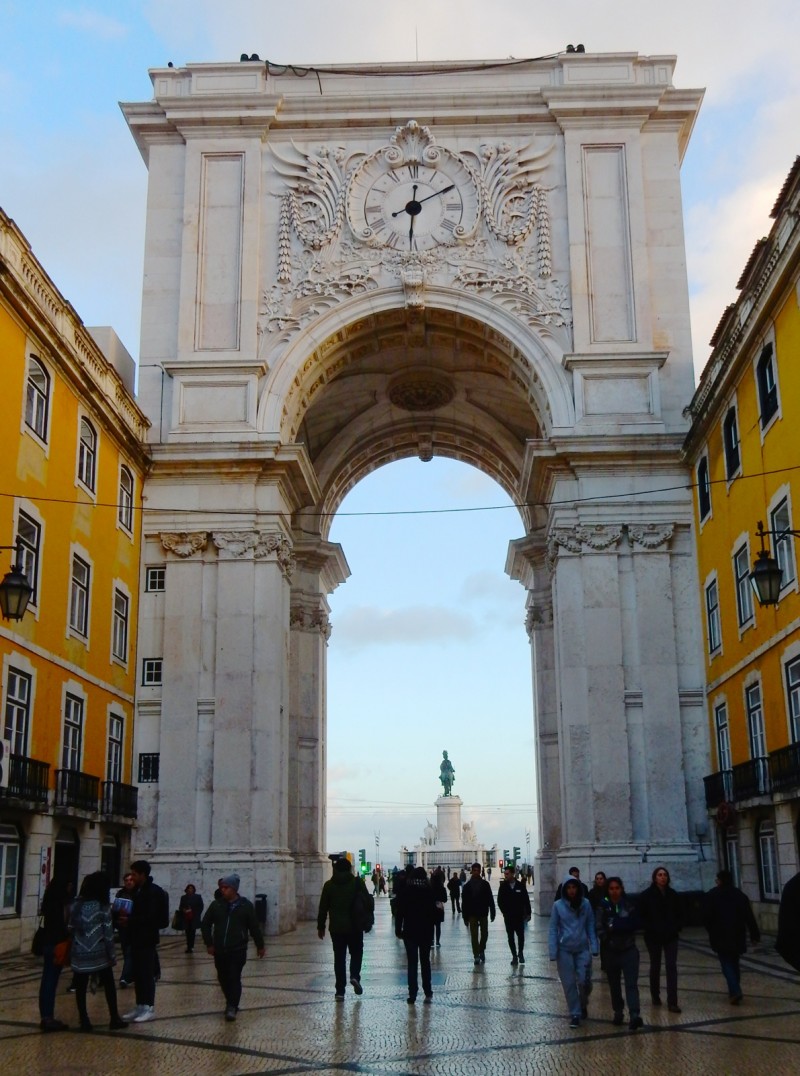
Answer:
[
  {"left": 330, "top": 931, "right": 363, "bottom": 994},
  {"left": 214, "top": 949, "right": 248, "bottom": 1009},
  {"left": 132, "top": 945, "right": 157, "bottom": 1006},
  {"left": 556, "top": 948, "right": 592, "bottom": 1018},
  {"left": 73, "top": 967, "right": 121, "bottom": 1025},
  {"left": 605, "top": 945, "right": 641, "bottom": 1017},
  {"left": 403, "top": 936, "right": 432, "bottom": 999},
  {"left": 38, "top": 944, "right": 64, "bottom": 1019},
  {"left": 120, "top": 944, "right": 134, "bottom": 983},
  {"left": 718, "top": 953, "right": 742, "bottom": 998},
  {"left": 504, "top": 920, "right": 525, "bottom": 958},
  {"left": 467, "top": 916, "right": 488, "bottom": 957},
  {"left": 645, "top": 935, "right": 679, "bottom": 1005}
]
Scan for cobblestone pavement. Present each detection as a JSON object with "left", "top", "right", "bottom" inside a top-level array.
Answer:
[{"left": 2, "top": 895, "right": 799, "bottom": 1074}]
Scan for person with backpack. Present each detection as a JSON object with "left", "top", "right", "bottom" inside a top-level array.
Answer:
[
  {"left": 122, "top": 859, "right": 167, "bottom": 1023},
  {"left": 201, "top": 873, "right": 265, "bottom": 1021},
  {"left": 317, "top": 857, "right": 373, "bottom": 1000}
]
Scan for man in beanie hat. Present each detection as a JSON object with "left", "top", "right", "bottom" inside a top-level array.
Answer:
[
  {"left": 201, "top": 873, "right": 265, "bottom": 1021},
  {"left": 317, "top": 856, "right": 374, "bottom": 1000}
]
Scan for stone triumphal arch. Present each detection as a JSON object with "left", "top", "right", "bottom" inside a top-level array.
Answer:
[{"left": 124, "top": 52, "right": 711, "bottom": 929}]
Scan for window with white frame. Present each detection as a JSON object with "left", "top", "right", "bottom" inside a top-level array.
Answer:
[
  {"left": 142, "top": 658, "right": 163, "bottom": 686},
  {"left": 723, "top": 408, "right": 741, "bottom": 479},
  {"left": 705, "top": 578, "right": 722, "bottom": 654},
  {"left": 0, "top": 824, "right": 21, "bottom": 913},
  {"left": 746, "top": 681, "right": 768, "bottom": 793},
  {"left": 112, "top": 588, "right": 129, "bottom": 662},
  {"left": 697, "top": 456, "right": 711, "bottom": 520},
  {"left": 77, "top": 417, "right": 97, "bottom": 491},
  {"left": 4, "top": 668, "right": 32, "bottom": 756},
  {"left": 715, "top": 701, "right": 732, "bottom": 771},
  {"left": 15, "top": 511, "right": 41, "bottom": 606},
  {"left": 770, "top": 498, "right": 796, "bottom": 590},
  {"left": 733, "top": 543, "right": 755, "bottom": 626},
  {"left": 106, "top": 714, "right": 123, "bottom": 784},
  {"left": 61, "top": 694, "right": 84, "bottom": 771},
  {"left": 756, "top": 343, "right": 779, "bottom": 428},
  {"left": 786, "top": 656, "right": 800, "bottom": 744},
  {"left": 757, "top": 820, "right": 780, "bottom": 900},
  {"left": 725, "top": 831, "right": 740, "bottom": 888},
  {"left": 145, "top": 566, "right": 165, "bottom": 592},
  {"left": 69, "top": 555, "right": 90, "bottom": 637},
  {"left": 118, "top": 466, "right": 134, "bottom": 532},
  {"left": 25, "top": 357, "right": 50, "bottom": 441}
]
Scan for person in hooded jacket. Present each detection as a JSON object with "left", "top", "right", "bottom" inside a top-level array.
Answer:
[
  {"left": 394, "top": 866, "right": 436, "bottom": 1003},
  {"left": 549, "top": 874, "right": 598, "bottom": 1029},
  {"left": 497, "top": 864, "right": 532, "bottom": 965},
  {"left": 595, "top": 877, "right": 643, "bottom": 1030},
  {"left": 637, "top": 865, "right": 683, "bottom": 1012},
  {"left": 317, "top": 857, "right": 372, "bottom": 1000}
]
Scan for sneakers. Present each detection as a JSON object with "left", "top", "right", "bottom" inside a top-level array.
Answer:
[
  {"left": 133, "top": 1006, "right": 155, "bottom": 1023},
  {"left": 122, "top": 1005, "right": 144, "bottom": 1021},
  {"left": 569, "top": 1016, "right": 580, "bottom": 1029},
  {"left": 335, "top": 993, "right": 345, "bottom": 1001},
  {"left": 423, "top": 993, "right": 433, "bottom": 1003},
  {"left": 350, "top": 976, "right": 363, "bottom": 995},
  {"left": 479, "top": 952, "right": 486, "bottom": 963},
  {"left": 629, "top": 1016, "right": 644, "bottom": 1031},
  {"left": 118, "top": 979, "right": 131, "bottom": 989},
  {"left": 225, "top": 1007, "right": 237, "bottom": 1022}
]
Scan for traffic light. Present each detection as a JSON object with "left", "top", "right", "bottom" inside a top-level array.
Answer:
[
  {"left": 359, "top": 848, "right": 366, "bottom": 866},
  {"left": 498, "top": 859, "right": 504, "bottom": 869},
  {"left": 513, "top": 846, "right": 521, "bottom": 861},
  {"left": 503, "top": 848, "right": 510, "bottom": 863}
]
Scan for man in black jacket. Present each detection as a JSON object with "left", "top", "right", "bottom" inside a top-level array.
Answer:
[
  {"left": 497, "top": 864, "right": 531, "bottom": 965},
  {"left": 704, "top": 869, "right": 760, "bottom": 1004},
  {"left": 122, "top": 859, "right": 163, "bottom": 1023},
  {"left": 461, "top": 862, "right": 495, "bottom": 964},
  {"left": 202, "top": 873, "right": 265, "bottom": 1021}
]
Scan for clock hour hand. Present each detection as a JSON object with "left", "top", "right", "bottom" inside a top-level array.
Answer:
[
  {"left": 416, "top": 183, "right": 455, "bottom": 205},
  {"left": 392, "top": 184, "right": 422, "bottom": 219}
]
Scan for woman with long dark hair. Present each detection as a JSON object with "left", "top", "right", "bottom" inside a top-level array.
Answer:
[
  {"left": 637, "top": 865, "right": 683, "bottom": 1012},
  {"left": 595, "top": 876, "right": 643, "bottom": 1030},
  {"left": 38, "top": 876, "right": 71, "bottom": 1032},
  {"left": 69, "top": 871, "right": 128, "bottom": 1031}
]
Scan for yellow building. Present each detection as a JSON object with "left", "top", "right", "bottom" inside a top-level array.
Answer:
[
  {"left": 0, "top": 209, "right": 150, "bottom": 952},
  {"left": 684, "top": 158, "right": 800, "bottom": 931}
]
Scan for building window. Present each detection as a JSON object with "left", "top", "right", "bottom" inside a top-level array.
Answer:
[
  {"left": 705, "top": 578, "right": 721, "bottom": 654},
  {"left": 733, "top": 544, "right": 754, "bottom": 627},
  {"left": 756, "top": 343, "right": 779, "bottom": 427},
  {"left": 0, "top": 824, "right": 21, "bottom": 913},
  {"left": 746, "top": 682, "right": 768, "bottom": 793},
  {"left": 62, "top": 694, "right": 84, "bottom": 771},
  {"left": 786, "top": 656, "right": 800, "bottom": 744},
  {"left": 69, "top": 555, "right": 90, "bottom": 637},
  {"left": 145, "top": 566, "right": 165, "bottom": 593},
  {"left": 771, "top": 498, "right": 796, "bottom": 589},
  {"left": 107, "top": 715, "right": 123, "bottom": 784},
  {"left": 77, "top": 418, "right": 97, "bottom": 491},
  {"left": 757, "top": 820, "right": 780, "bottom": 900},
  {"left": 714, "top": 702, "right": 732, "bottom": 771},
  {"left": 723, "top": 408, "right": 740, "bottom": 479},
  {"left": 138, "top": 753, "right": 160, "bottom": 783},
  {"left": 697, "top": 457, "right": 711, "bottom": 520},
  {"left": 112, "top": 589, "right": 129, "bottom": 662},
  {"left": 4, "top": 668, "right": 32, "bottom": 756},
  {"left": 15, "top": 511, "right": 41, "bottom": 607},
  {"left": 25, "top": 357, "right": 50, "bottom": 441},
  {"left": 142, "top": 659, "right": 163, "bottom": 686},
  {"left": 724, "top": 831, "right": 740, "bottom": 888},
  {"left": 118, "top": 466, "right": 134, "bottom": 532}
]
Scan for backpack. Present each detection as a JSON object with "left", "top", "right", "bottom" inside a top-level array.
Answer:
[
  {"left": 153, "top": 884, "right": 170, "bottom": 930},
  {"left": 352, "top": 880, "right": 375, "bottom": 934}
]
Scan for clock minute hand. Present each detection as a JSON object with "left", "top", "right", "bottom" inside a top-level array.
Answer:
[{"left": 416, "top": 183, "right": 455, "bottom": 205}]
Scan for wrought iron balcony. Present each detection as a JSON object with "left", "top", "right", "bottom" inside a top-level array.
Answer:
[
  {"left": 0, "top": 754, "right": 50, "bottom": 803},
  {"left": 101, "top": 780, "right": 138, "bottom": 819},
  {"left": 770, "top": 742, "right": 800, "bottom": 793},
  {"left": 731, "top": 756, "right": 771, "bottom": 800},
  {"left": 54, "top": 769, "right": 99, "bottom": 812},
  {"left": 703, "top": 769, "right": 733, "bottom": 808}
]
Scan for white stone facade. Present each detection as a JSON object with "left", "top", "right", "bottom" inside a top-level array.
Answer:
[
  {"left": 123, "top": 52, "right": 713, "bottom": 929},
  {"left": 406, "top": 796, "right": 491, "bottom": 872}
]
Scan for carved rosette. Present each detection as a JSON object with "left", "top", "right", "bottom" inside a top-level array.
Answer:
[
  {"left": 290, "top": 602, "right": 332, "bottom": 639},
  {"left": 161, "top": 532, "right": 208, "bottom": 558},
  {"left": 628, "top": 524, "right": 674, "bottom": 550}
]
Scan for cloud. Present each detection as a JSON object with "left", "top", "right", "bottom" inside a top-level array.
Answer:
[
  {"left": 333, "top": 604, "right": 477, "bottom": 649},
  {"left": 57, "top": 7, "right": 128, "bottom": 40}
]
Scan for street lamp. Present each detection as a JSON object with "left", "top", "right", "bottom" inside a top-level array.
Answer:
[
  {"left": 0, "top": 545, "right": 33, "bottom": 621},
  {"left": 749, "top": 520, "right": 800, "bottom": 607}
]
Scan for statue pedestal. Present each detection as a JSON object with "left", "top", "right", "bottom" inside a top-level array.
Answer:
[{"left": 435, "top": 795, "right": 463, "bottom": 846}]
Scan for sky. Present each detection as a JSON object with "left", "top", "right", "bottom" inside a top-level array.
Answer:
[{"left": 2, "top": 1, "right": 798, "bottom": 867}]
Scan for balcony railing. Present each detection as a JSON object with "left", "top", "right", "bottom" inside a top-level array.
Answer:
[
  {"left": 704, "top": 769, "right": 733, "bottom": 809},
  {"left": 101, "top": 780, "right": 138, "bottom": 819},
  {"left": 0, "top": 754, "right": 50, "bottom": 803},
  {"left": 54, "top": 769, "right": 100, "bottom": 812},
  {"left": 770, "top": 742, "right": 800, "bottom": 793},
  {"left": 731, "top": 756, "right": 771, "bottom": 799}
]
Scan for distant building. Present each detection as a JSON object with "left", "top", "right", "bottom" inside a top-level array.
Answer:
[
  {"left": 0, "top": 208, "right": 150, "bottom": 953},
  {"left": 684, "top": 158, "right": 800, "bottom": 932}
]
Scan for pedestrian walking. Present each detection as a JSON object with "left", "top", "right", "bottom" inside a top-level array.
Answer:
[
  {"left": 317, "top": 856, "right": 374, "bottom": 1000},
  {"left": 587, "top": 871, "right": 608, "bottom": 910},
  {"left": 776, "top": 870, "right": 800, "bottom": 973},
  {"left": 122, "top": 859, "right": 166, "bottom": 1024},
  {"left": 37, "top": 876, "right": 71, "bottom": 1032},
  {"left": 461, "top": 862, "right": 496, "bottom": 964},
  {"left": 112, "top": 873, "right": 136, "bottom": 987},
  {"left": 497, "top": 864, "right": 531, "bottom": 965},
  {"left": 179, "top": 884, "right": 204, "bottom": 953},
  {"left": 68, "top": 871, "right": 128, "bottom": 1031},
  {"left": 595, "top": 877, "right": 643, "bottom": 1030},
  {"left": 394, "top": 866, "right": 436, "bottom": 1003},
  {"left": 201, "top": 873, "right": 265, "bottom": 1021},
  {"left": 555, "top": 866, "right": 589, "bottom": 900},
  {"left": 704, "top": 869, "right": 760, "bottom": 1004},
  {"left": 637, "top": 865, "right": 683, "bottom": 1012},
  {"left": 447, "top": 872, "right": 461, "bottom": 914},
  {"left": 430, "top": 869, "right": 447, "bottom": 947},
  {"left": 549, "top": 875, "right": 598, "bottom": 1029}
]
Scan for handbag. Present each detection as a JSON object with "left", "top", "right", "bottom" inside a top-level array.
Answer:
[
  {"left": 53, "top": 937, "right": 72, "bottom": 967},
  {"left": 31, "top": 923, "right": 45, "bottom": 957},
  {"left": 171, "top": 909, "right": 184, "bottom": 931}
]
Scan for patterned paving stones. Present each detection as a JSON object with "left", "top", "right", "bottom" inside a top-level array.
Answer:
[{"left": 1, "top": 895, "right": 799, "bottom": 1074}]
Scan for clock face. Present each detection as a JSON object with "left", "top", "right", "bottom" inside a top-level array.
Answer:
[{"left": 348, "top": 156, "right": 479, "bottom": 251}]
